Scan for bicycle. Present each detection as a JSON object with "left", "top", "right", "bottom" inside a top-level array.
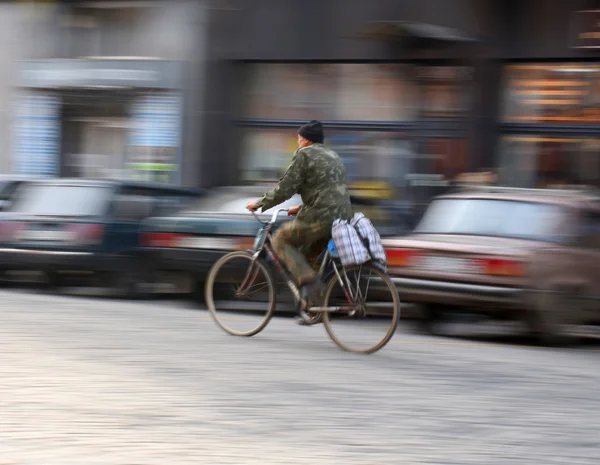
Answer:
[{"left": 204, "top": 208, "right": 400, "bottom": 354}]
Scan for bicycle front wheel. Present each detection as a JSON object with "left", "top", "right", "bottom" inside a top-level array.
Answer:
[
  {"left": 205, "top": 251, "right": 276, "bottom": 337},
  {"left": 322, "top": 264, "right": 400, "bottom": 354}
]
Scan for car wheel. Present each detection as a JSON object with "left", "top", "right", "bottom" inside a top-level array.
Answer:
[
  {"left": 411, "top": 304, "right": 445, "bottom": 335},
  {"left": 35, "top": 271, "right": 62, "bottom": 295},
  {"left": 192, "top": 277, "right": 207, "bottom": 305},
  {"left": 0, "top": 269, "right": 14, "bottom": 288},
  {"left": 526, "top": 288, "right": 583, "bottom": 346},
  {"left": 109, "top": 260, "right": 150, "bottom": 300}
]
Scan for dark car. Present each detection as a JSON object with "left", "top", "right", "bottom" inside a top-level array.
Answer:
[
  {"left": 139, "top": 185, "right": 412, "bottom": 300},
  {"left": 0, "top": 178, "right": 201, "bottom": 296}
]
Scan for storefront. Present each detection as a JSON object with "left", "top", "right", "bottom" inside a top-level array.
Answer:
[
  {"left": 496, "top": 5, "right": 600, "bottom": 189},
  {"left": 235, "top": 62, "right": 473, "bottom": 207},
  {"left": 198, "top": 0, "right": 600, "bottom": 200},
  {"left": 195, "top": 0, "right": 494, "bottom": 212},
  {"left": 13, "top": 59, "right": 184, "bottom": 183}
]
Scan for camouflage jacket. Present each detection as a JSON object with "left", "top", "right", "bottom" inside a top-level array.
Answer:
[{"left": 257, "top": 143, "right": 353, "bottom": 227}]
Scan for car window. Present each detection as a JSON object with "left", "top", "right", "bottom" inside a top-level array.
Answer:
[
  {"left": 219, "top": 196, "right": 302, "bottom": 213},
  {"left": 180, "top": 193, "right": 303, "bottom": 216},
  {"left": 0, "top": 181, "right": 15, "bottom": 201},
  {"left": 9, "top": 184, "right": 113, "bottom": 217},
  {"left": 112, "top": 187, "right": 156, "bottom": 221},
  {"left": 152, "top": 192, "right": 199, "bottom": 216},
  {"left": 415, "top": 198, "right": 569, "bottom": 242}
]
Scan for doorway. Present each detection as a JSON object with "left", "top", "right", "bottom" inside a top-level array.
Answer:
[{"left": 59, "top": 90, "right": 133, "bottom": 179}]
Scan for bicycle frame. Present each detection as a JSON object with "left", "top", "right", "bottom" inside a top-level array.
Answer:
[{"left": 241, "top": 208, "right": 355, "bottom": 312}]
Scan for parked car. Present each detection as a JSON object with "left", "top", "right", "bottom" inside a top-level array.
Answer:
[
  {"left": 382, "top": 186, "right": 600, "bottom": 344},
  {"left": 140, "top": 185, "right": 411, "bottom": 299},
  {"left": 0, "top": 178, "right": 202, "bottom": 296}
]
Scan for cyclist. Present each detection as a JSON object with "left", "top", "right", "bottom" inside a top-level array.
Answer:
[{"left": 246, "top": 120, "right": 352, "bottom": 307}]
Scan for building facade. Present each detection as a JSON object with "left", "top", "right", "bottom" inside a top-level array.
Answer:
[
  {"left": 11, "top": 0, "right": 208, "bottom": 188},
  {"left": 197, "top": 0, "right": 600, "bottom": 204}
]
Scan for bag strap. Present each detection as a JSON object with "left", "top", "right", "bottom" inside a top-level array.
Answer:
[
  {"left": 353, "top": 217, "right": 386, "bottom": 266},
  {"left": 352, "top": 217, "right": 371, "bottom": 254}
]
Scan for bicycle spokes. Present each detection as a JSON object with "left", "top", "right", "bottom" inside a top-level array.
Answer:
[
  {"left": 322, "top": 264, "right": 400, "bottom": 353},
  {"left": 206, "top": 251, "right": 276, "bottom": 337}
]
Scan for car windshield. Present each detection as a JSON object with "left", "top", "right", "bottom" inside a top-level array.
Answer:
[
  {"left": 415, "top": 198, "right": 568, "bottom": 242},
  {"left": 10, "top": 184, "right": 112, "bottom": 217}
]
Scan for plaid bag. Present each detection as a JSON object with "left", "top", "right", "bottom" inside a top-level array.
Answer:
[{"left": 332, "top": 213, "right": 387, "bottom": 271}]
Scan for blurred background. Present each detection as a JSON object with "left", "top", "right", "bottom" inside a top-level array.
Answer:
[
  {"left": 2, "top": 0, "right": 599, "bottom": 216},
  {"left": 3, "top": 4, "right": 600, "bottom": 460}
]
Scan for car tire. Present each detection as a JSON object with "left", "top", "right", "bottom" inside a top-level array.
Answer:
[
  {"left": 109, "top": 259, "right": 150, "bottom": 300},
  {"left": 192, "top": 277, "right": 207, "bottom": 305},
  {"left": 0, "top": 269, "right": 14, "bottom": 288},
  {"left": 526, "top": 288, "right": 582, "bottom": 347},
  {"left": 35, "top": 271, "right": 63, "bottom": 295},
  {"left": 411, "top": 304, "right": 445, "bottom": 335}
]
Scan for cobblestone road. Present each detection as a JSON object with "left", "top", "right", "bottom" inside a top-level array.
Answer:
[{"left": 1, "top": 289, "right": 599, "bottom": 464}]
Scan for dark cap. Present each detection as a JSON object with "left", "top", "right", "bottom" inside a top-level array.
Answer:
[{"left": 298, "top": 120, "right": 324, "bottom": 144}]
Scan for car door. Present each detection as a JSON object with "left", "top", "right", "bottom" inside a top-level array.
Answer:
[
  {"left": 572, "top": 207, "right": 600, "bottom": 322},
  {"left": 105, "top": 186, "right": 155, "bottom": 257}
]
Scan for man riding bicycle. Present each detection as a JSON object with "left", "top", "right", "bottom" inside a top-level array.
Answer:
[{"left": 246, "top": 120, "right": 352, "bottom": 307}]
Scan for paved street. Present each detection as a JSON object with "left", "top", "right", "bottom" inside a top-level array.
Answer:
[{"left": 1, "top": 288, "right": 599, "bottom": 465}]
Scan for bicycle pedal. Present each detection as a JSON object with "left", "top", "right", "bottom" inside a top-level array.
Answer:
[{"left": 295, "top": 315, "right": 320, "bottom": 326}]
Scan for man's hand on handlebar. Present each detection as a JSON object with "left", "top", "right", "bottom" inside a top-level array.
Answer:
[
  {"left": 246, "top": 200, "right": 260, "bottom": 213},
  {"left": 287, "top": 205, "right": 301, "bottom": 217}
]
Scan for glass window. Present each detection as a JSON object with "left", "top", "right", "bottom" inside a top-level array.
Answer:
[
  {"left": 0, "top": 182, "right": 15, "bottom": 202},
  {"left": 240, "top": 64, "right": 332, "bottom": 120},
  {"left": 497, "top": 136, "right": 600, "bottom": 188},
  {"left": 502, "top": 64, "right": 600, "bottom": 123},
  {"left": 238, "top": 128, "right": 417, "bottom": 195},
  {"left": 193, "top": 193, "right": 303, "bottom": 215},
  {"left": 331, "top": 64, "right": 416, "bottom": 121},
  {"left": 327, "top": 132, "right": 416, "bottom": 190},
  {"left": 420, "top": 138, "right": 468, "bottom": 181},
  {"left": 417, "top": 66, "right": 473, "bottom": 118},
  {"left": 415, "top": 198, "right": 569, "bottom": 242},
  {"left": 10, "top": 184, "right": 113, "bottom": 217},
  {"left": 238, "top": 128, "right": 298, "bottom": 182},
  {"left": 152, "top": 192, "right": 199, "bottom": 216},
  {"left": 240, "top": 64, "right": 415, "bottom": 121}
]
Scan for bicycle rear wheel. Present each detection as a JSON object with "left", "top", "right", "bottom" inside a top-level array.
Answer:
[
  {"left": 322, "top": 264, "right": 400, "bottom": 354},
  {"left": 205, "top": 251, "right": 276, "bottom": 337}
]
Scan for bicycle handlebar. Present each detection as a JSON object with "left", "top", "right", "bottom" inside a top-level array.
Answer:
[{"left": 251, "top": 208, "right": 289, "bottom": 225}]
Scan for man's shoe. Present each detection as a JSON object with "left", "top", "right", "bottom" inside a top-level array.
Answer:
[
  {"left": 300, "top": 279, "right": 325, "bottom": 308},
  {"left": 295, "top": 315, "right": 317, "bottom": 326}
]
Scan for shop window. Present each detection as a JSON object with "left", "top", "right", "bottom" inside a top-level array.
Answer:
[
  {"left": 327, "top": 132, "right": 416, "bottom": 192},
  {"left": 417, "top": 66, "right": 473, "bottom": 118},
  {"left": 238, "top": 128, "right": 416, "bottom": 193},
  {"left": 402, "top": 138, "right": 469, "bottom": 205},
  {"left": 238, "top": 63, "right": 472, "bottom": 211},
  {"left": 497, "top": 136, "right": 600, "bottom": 189},
  {"left": 332, "top": 64, "right": 416, "bottom": 121},
  {"left": 502, "top": 64, "right": 600, "bottom": 124},
  {"left": 240, "top": 64, "right": 415, "bottom": 122},
  {"left": 423, "top": 138, "right": 468, "bottom": 181},
  {"left": 240, "top": 64, "right": 331, "bottom": 120},
  {"left": 238, "top": 128, "right": 297, "bottom": 182}
]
